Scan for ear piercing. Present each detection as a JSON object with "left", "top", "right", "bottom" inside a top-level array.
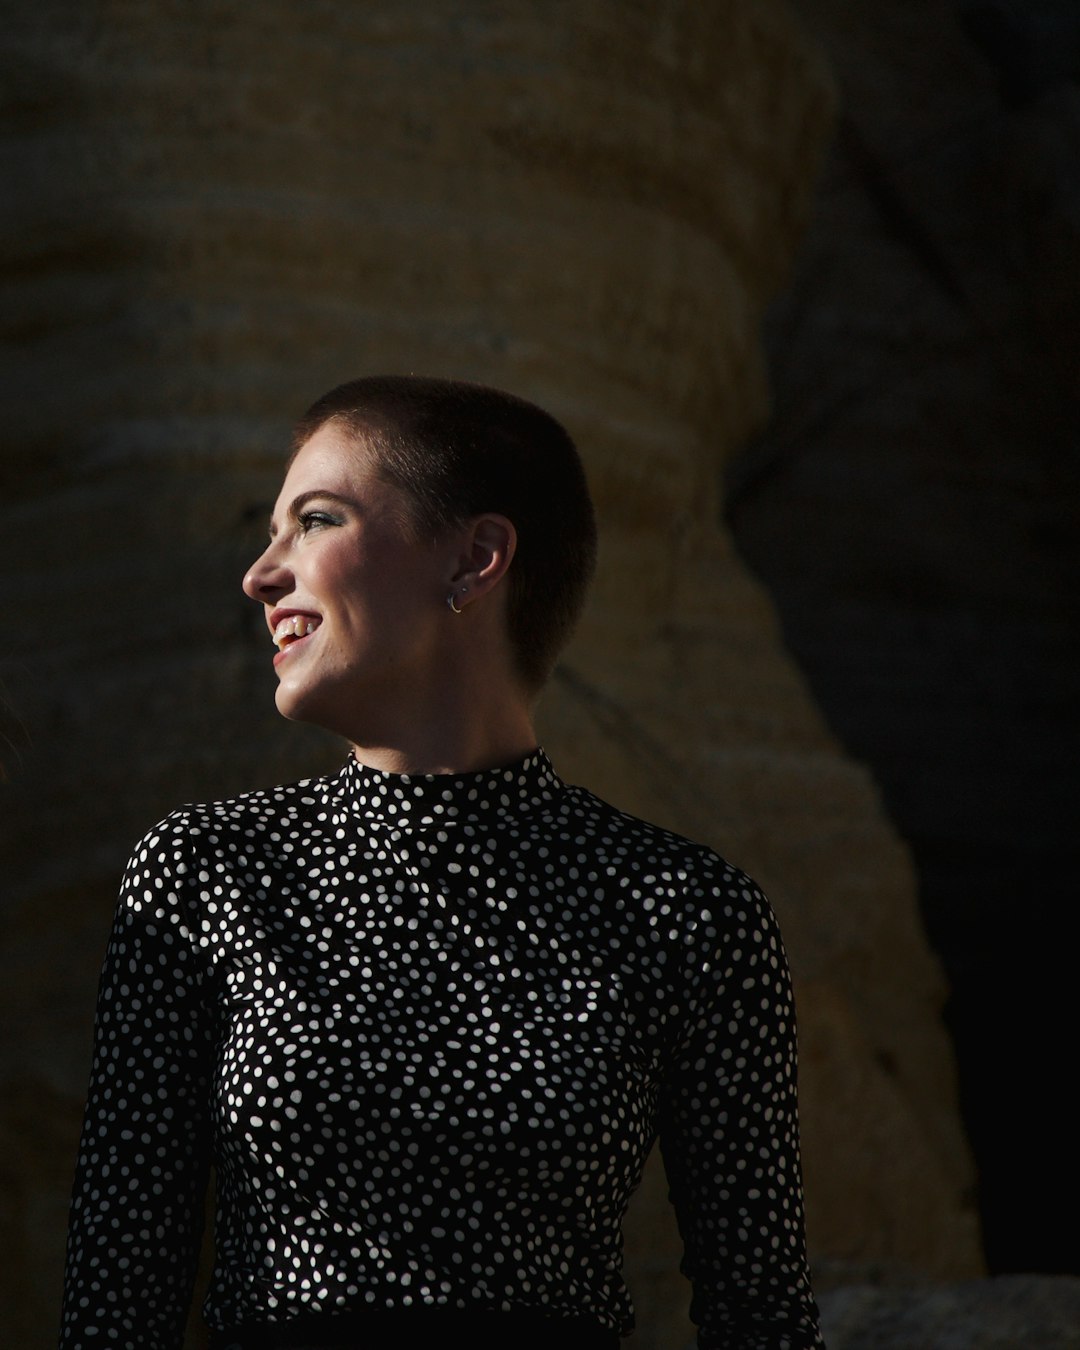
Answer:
[{"left": 447, "top": 587, "right": 468, "bottom": 614}]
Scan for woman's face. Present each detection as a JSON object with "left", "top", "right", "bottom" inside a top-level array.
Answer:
[{"left": 243, "top": 422, "right": 455, "bottom": 743}]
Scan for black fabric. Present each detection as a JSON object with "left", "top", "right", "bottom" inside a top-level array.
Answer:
[
  {"left": 210, "top": 1307, "right": 619, "bottom": 1350},
  {"left": 60, "top": 750, "right": 822, "bottom": 1349}
]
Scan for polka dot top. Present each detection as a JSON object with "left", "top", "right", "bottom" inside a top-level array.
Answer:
[{"left": 59, "top": 750, "right": 823, "bottom": 1349}]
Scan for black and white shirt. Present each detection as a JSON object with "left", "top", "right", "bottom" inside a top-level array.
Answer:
[{"left": 60, "top": 750, "right": 823, "bottom": 1348}]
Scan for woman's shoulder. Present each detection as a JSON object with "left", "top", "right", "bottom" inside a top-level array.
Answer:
[
  {"left": 555, "top": 780, "right": 769, "bottom": 915},
  {"left": 127, "top": 765, "right": 344, "bottom": 859}
]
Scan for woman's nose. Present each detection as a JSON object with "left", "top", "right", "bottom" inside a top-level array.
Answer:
[{"left": 242, "top": 544, "right": 292, "bottom": 603}]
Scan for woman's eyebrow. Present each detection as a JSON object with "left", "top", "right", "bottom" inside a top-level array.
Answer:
[{"left": 268, "top": 490, "right": 359, "bottom": 537}]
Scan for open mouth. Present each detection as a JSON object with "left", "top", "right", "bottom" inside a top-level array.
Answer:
[{"left": 272, "top": 614, "right": 321, "bottom": 661}]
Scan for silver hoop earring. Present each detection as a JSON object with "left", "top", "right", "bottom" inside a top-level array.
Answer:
[{"left": 447, "top": 588, "right": 466, "bottom": 614}]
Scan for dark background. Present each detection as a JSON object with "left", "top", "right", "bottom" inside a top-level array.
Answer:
[{"left": 728, "top": 0, "right": 1080, "bottom": 1275}]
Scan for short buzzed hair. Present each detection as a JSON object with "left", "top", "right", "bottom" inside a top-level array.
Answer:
[{"left": 292, "top": 376, "right": 598, "bottom": 694}]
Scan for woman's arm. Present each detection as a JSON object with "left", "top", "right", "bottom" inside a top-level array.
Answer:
[
  {"left": 657, "top": 870, "right": 824, "bottom": 1350},
  {"left": 59, "top": 814, "right": 215, "bottom": 1350}
]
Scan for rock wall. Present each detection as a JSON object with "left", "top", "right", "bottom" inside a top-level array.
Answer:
[
  {"left": 819, "top": 1275, "right": 1080, "bottom": 1350},
  {"left": 728, "top": 0, "right": 1080, "bottom": 1276},
  {"left": 1, "top": 3, "right": 981, "bottom": 1346}
]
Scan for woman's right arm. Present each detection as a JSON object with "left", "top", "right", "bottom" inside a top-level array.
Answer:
[{"left": 59, "top": 814, "right": 216, "bottom": 1350}]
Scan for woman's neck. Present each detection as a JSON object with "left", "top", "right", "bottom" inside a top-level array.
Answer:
[
  {"left": 345, "top": 676, "right": 539, "bottom": 777},
  {"left": 349, "top": 722, "right": 539, "bottom": 778}
]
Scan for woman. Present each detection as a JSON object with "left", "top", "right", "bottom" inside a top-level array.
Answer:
[{"left": 60, "top": 377, "right": 824, "bottom": 1349}]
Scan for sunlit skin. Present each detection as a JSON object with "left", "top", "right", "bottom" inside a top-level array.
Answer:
[{"left": 242, "top": 422, "right": 538, "bottom": 775}]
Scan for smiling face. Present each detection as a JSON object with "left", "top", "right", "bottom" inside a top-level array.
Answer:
[{"left": 243, "top": 421, "right": 456, "bottom": 744}]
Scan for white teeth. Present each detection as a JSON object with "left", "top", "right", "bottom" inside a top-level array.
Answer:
[{"left": 273, "top": 616, "right": 319, "bottom": 650}]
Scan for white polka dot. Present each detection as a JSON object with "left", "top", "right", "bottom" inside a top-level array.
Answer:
[{"left": 60, "top": 750, "right": 820, "bottom": 1347}]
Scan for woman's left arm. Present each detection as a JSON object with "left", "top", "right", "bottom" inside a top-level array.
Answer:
[
  {"left": 657, "top": 868, "right": 824, "bottom": 1350},
  {"left": 59, "top": 813, "right": 216, "bottom": 1350}
]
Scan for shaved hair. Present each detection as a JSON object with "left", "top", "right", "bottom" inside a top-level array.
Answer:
[{"left": 292, "top": 376, "right": 597, "bottom": 693}]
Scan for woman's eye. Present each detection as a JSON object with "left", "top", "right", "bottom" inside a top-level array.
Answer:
[{"left": 297, "top": 510, "right": 338, "bottom": 533}]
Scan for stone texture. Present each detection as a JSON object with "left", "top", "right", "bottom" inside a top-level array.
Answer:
[
  {"left": 818, "top": 1276, "right": 1080, "bottom": 1350},
  {"left": 1, "top": 3, "right": 983, "bottom": 1347},
  {"left": 727, "top": 0, "right": 1080, "bottom": 1276}
]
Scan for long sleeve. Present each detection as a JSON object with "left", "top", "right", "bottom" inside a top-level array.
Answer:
[
  {"left": 59, "top": 814, "right": 216, "bottom": 1350},
  {"left": 657, "top": 872, "right": 823, "bottom": 1350},
  {"left": 55, "top": 754, "right": 822, "bottom": 1345}
]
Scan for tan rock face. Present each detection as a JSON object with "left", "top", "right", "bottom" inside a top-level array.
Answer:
[{"left": 1, "top": 2, "right": 979, "bottom": 1346}]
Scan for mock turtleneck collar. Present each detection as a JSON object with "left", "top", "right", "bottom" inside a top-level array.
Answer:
[{"left": 327, "top": 747, "right": 563, "bottom": 829}]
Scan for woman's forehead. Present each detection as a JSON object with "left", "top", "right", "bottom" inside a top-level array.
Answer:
[{"left": 278, "top": 423, "right": 377, "bottom": 500}]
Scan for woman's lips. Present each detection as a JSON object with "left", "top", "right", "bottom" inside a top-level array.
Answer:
[
  {"left": 271, "top": 614, "right": 321, "bottom": 667},
  {"left": 272, "top": 631, "right": 316, "bottom": 667},
  {"left": 273, "top": 614, "right": 320, "bottom": 648}
]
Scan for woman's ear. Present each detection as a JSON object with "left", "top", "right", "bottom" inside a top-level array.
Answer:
[{"left": 450, "top": 514, "right": 517, "bottom": 600}]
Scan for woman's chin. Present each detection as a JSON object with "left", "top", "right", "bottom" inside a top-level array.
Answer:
[
  {"left": 274, "top": 682, "right": 315, "bottom": 726},
  {"left": 274, "top": 683, "right": 351, "bottom": 739}
]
